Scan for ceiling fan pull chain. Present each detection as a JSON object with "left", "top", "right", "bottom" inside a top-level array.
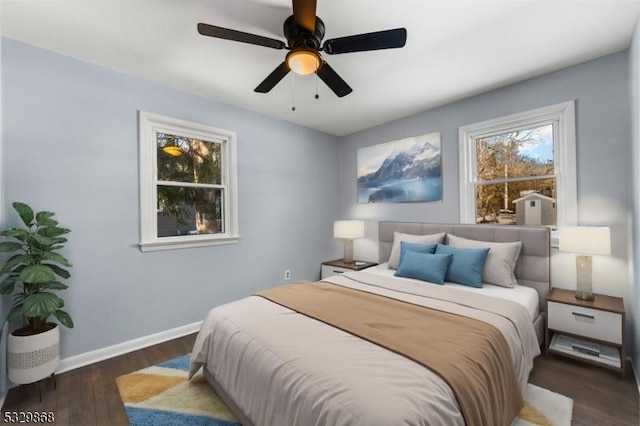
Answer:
[
  {"left": 315, "top": 73, "right": 319, "bottom": 100},
  {"left": 291, "top": 73, "right": 296, "bottom": 111}
]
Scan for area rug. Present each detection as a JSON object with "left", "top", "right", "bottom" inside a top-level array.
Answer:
[
  {"left": 117, "top": 354, "right": 573, "bottom": 426},
  {"left": 116, "top": 354, "right": 239, "bottom": 425}
]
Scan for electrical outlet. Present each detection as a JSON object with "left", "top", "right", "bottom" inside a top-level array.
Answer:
[{"left": 284, "top": 270, "right": 291, "bottom": 280}]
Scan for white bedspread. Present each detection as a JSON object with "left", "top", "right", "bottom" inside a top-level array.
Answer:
[
  {"left": 366, "top": 263, "right": 540, "bottom": 321},
  {"left": 190, "top": 271, "right": 540, "bottom": 426}
]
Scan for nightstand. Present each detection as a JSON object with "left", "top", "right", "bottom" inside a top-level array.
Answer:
[
  {"left": 321, "top": 259, "right": 377, "bottom": 279},
  {"left": 546, "top": 288, "right": 625, "bottom": 376}
]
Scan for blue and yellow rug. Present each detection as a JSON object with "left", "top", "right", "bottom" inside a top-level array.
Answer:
[
  {"left": 116, "top": 354, "right": 240, "bottom": 426},
  {"left": 117, "top": 354, "right": 572, "bottom": 426}
]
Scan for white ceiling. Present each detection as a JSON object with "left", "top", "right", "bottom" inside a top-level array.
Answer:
[{"left": 2, "top": 0, "right": 639, "bottom": 136}]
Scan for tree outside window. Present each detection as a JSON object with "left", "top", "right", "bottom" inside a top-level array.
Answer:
[
  {"left": 156, "top": 133, "right": 223, "bottom": 237},
  {"left": 475, "top": 125, "right": 556, "bottom": 226}
]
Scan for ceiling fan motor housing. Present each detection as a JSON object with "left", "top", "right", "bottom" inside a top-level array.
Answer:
[{"left": 283, "top": 15, "right": 325, "bottom": 50}]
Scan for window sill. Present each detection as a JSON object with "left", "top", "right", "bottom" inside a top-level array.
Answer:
[{"left": 139, "top": 236, "right": 240, "bottom": 252}]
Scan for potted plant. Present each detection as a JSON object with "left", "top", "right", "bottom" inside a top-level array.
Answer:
[{"left": 0, "top": 202, "right": 73, "bottom": 385}]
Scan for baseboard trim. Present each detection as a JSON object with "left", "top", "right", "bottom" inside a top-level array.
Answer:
[{"left": 57, "top": 321, "right": 202, "bottom": 375}]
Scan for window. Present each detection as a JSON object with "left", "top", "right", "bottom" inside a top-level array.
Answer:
[
  {"left": 458, "top": 101, "right": 577, "bottom": 227},
  {"left": 139, "top": 112, "right": 238, "bottom": 251}
]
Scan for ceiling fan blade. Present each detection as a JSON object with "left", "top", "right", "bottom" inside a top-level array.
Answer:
[
  {"left": 197, "top": 23, "right": 286, "bottom": 50},
  {"left": 316, "top": 61, "right": 352, "bottom": 97},
  {"left": 254, "top": 62, "right": 291, "bottom": 93},
  {"left": 323, "top": 28, "right": 407, "bottom": 55},
  {"left": 292, "top": 0, "right": 317, "bottom": 33}
]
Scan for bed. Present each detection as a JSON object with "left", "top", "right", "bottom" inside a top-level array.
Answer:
[{"left": 190, "top": 222, "right": 550, "bottom": 426}]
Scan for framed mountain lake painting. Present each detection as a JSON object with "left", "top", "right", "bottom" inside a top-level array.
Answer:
[{"left": 357, "top": 132, "right": 442, "bottom": 203}]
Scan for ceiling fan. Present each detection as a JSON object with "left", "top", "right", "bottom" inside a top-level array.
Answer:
[{"left": 197, "top": 0, "right": 407, "bottom": 97}]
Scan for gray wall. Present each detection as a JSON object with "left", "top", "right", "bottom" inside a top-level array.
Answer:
[
  {"left": 631, "top": 17, "right": 640, "bottom": 377},
  {"left": 1, "top": 38, "right": 340, "bottom": 359},
  {"left": 338, "top": 52, "right": 634, "bottom": 361}
]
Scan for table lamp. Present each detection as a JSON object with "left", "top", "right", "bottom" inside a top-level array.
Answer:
[
  {"left": 333, "top": 220, "right": 365, "bottom": 263},
  {"left": 558, "top": 226, "right": 611, "bottom": 301}
]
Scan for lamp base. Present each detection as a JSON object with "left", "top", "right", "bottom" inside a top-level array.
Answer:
[
  {"left": 575, "top": 254, "right": 594, "bottom": 301},
  {"left": 574, "top": 290, "right": 594, "bottom": 301},
  {"left": 343, "top": 239, "right": 354, "bottom": 263}
]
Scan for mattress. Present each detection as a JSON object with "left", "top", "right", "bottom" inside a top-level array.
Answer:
[
  {"left": 190, "top": 271, "right": 540, "bottom": 426},
  {"left": 365, "top": 263, "right": 540, "bottom": 321}
]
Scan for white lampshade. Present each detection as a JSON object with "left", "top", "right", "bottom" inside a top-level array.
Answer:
[
  {"left": 559, "top": 227, "right": 611, "bottom": 255},
  {"left": 333, "top": 220, "right": 365, "bottom": 239}
]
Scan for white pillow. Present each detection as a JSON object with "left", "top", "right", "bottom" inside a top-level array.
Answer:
[
  {"left": 446, "top": 234, "right": 522, "bottom": 288},
  {"left": 388, "top": 232, "right": 446, "bottom": 269}
]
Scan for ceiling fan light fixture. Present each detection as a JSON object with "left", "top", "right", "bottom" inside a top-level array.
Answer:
[{"left": 287, "top": 49, "right": 320, "bottom": 75}]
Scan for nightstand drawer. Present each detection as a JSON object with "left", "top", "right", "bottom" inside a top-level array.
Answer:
[
  {"left": 321, "top": 265, "right": 350, "bottom": 279},
  {"left": 548, "top": 301, "right": 622, "bottom": 344}
]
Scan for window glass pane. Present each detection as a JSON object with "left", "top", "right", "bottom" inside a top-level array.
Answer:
[
  {"left": 475, "top": 178, "right": 556, "bottom": 226},
  {"left": 156, "top": 132, "right": 222, "bottom": 184},
  {"left": 157, "top": 186, "right": 224, "bottom": 237},
  {"left": 476, "top": 124, "right": 553, "bottom": 181}
]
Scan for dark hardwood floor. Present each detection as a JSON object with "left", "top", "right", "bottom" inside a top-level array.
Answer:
[
  {"left": 2, "top": 334, "right": 638, "bottom": 425},
  {"left": 2, "top": 334, "right": 196, "bottom": 426},
  {"left": 528, "top": 355, "right": 639, "bottom": 426}
]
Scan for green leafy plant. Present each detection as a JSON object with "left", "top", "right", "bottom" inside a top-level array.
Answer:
[{"left": 0, "top": 202, "right": 73, "bottom": 334}]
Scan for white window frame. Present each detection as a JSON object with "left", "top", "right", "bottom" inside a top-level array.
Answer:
[
  {"left": 458, "top": 101, "right": 577, "bottom": 226},
  {"left": 138, "top": 111, "right": 239, "bottom": 251}
]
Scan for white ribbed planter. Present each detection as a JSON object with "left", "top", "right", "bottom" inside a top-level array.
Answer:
[{"left": 8, "top": 324, "right": 60, "bottom": 385}]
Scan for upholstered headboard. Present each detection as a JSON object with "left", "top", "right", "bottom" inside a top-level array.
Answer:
[{"left": 378, "top": 222, "right": 551, "bottom": 312}]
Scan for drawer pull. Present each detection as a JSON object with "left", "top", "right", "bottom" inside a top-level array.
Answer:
[
  {"left": 333, "top": 270, "right": 345, "bottom": 274},
  {"left": 572, "top": 312, "right": 595, "bottom": 319}
]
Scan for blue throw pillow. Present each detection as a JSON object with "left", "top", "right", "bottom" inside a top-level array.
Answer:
[
  {"left": 435, "top": 244, "right": 490, "bottom": 288},
  {"left": 398, "top": 241, "right": 438, "bottom": 267},
  {"left": 394, "top": 251, "right": 453, "bottom": 285}
]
